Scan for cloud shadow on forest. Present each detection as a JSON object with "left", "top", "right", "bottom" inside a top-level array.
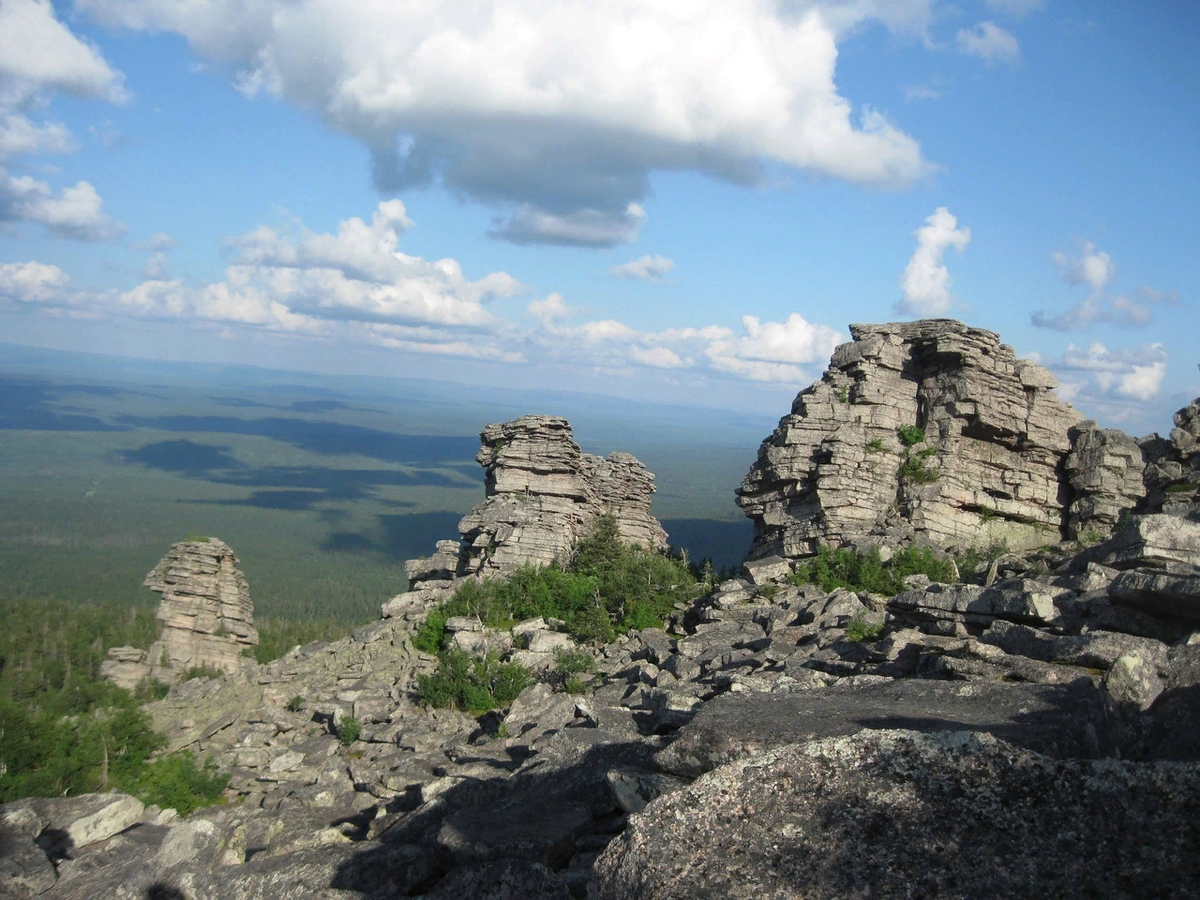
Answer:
[
  {"left": 122, "top": 439, "right": 481, "bottom": 512},
  {"left": 322, "top": 511, "right": 466, "bottom": 558}
]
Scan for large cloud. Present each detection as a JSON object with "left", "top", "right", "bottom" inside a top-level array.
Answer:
[
  {"left": 76, "top": 0, "right": 931, "bottom": 245},
  {"left": 896, "top": 206, "right": 970, "bottom": 315}
]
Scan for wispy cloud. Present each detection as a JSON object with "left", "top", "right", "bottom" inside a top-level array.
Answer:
[
  {"left": 610, "top": 254, "right": 675, "bottom": 281},
  {"left": 956, "top": 21, "right": 1021, "bottom": 64}
]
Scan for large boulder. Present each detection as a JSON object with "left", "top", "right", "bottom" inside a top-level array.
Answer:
[{"left": 591, "top": 730, "right": 1200, "bottom": 900}]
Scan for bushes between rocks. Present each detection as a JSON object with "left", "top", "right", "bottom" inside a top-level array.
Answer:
[
  {"left": 413, "top": 515, "right": 696, "bottom": 652},
  {"left": 789, "top": 544, "right": 957, "bottom": 595},
  {"left": 417, "top": 649, "right": 533, "bottom": 714}
]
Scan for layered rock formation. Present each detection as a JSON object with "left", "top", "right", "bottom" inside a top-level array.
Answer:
[
  {"left": 382, "top": 415, "right": 667, "bottom": 620},
  {"left": 738, "top": 320, "right": 1081, "bottom": 558},
  {"left": 101, "top": 539, "right": 258, "bottom": 688},
  {"left": 458, "top": 416, "right": 666, "bottom": 577}
]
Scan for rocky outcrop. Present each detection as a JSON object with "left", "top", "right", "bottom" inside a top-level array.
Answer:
[
  {"left": 458, "top": 416, "right": 666, "bottom": 577},
  {"left": 737, "top": 320, "right": 1081, "bottom": 560},
  {"left": 11, "top": 516, "right": 1200, "bottom": 899},
  {"left": 1144, "top": 396, "right": 1200, "bottom": 518},
  {"left": 1065, "top": 423, "right": 1148, "bottom": 539},
  {"left": 101, "top": 539, "right": 257, "bottom": 689},
  {"left": 381, "top": 415, "right": 666, "bottom": 620}
]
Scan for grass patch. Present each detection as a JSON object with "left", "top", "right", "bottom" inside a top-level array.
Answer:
[
  {"left": 788, "top": 544, "right": 957, "bottom": 596},
  {"left": 845, "top": 613, "right": 884, "bottom": 642},
  {"left": 417, "top": 649, "right": 532, "bottom": 713},
  {"left": 337, "top": 716, "right": 361, "bottom": 745},
  {"left": 865, "top": 438, "right": 885, "bottom": 454},
  {"left": 897, "top": 425, "right": 925, "bottom": 448},
  {"left": 412, "top": 515, "right": 696, "bottom": 651},
  {"left": 179, "top": 664, "right": 225, "bottom": 682}
]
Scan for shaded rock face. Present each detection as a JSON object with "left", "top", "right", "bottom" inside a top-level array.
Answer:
[
  {"left": 738, "top": 320, "right": 1081, "bottom": 560},
  {"left": 591, "top": 730, "right": 1200, "bottom": 900},
  {"left": 458, "top": 416, "right": 667, "bottom": 577},
  {"left": 1065, "top": 423, "right": 1148, "bottom": 539},
  {"left": 101, "top": 539, "right": 257, "bottom": 689}
]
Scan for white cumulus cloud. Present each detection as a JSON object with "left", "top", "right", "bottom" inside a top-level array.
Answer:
[
  {"left": 1057, "top": 341, "right": 1169, "bottom": 402},
  {"left": 0, "top": 0, "right": 129, "bottom": 239},
  {"left": 896, "top": 207, "right": 971, "bottom": 316},
  {"left": 76, "top": 0, "right": 931, "bottom": 245},
  {"left": 0, "top": 174, "right": 126, "bottom": 240},
  {"left": 610, "top": 254, "right": 675, "bottom": 281},
  {"left": 0, "top": 259, "right": 72, "bottom": 304},
  {"left": 956, "top": 21, "right": 1020, "bottom": 64}
]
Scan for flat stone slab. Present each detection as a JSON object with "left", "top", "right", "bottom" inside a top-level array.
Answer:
[{"left": 655, "top": 679, "right": 1116, "bottom": 778}]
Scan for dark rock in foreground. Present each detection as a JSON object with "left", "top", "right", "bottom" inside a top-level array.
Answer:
[
  {"left": 592, "top": 729, "right": 1200, "bottom": 900},
  {"left": 655, "top": 679, "right": 1119, "bottom": 778}
]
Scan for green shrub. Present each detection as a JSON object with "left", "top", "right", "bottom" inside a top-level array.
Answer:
[
  {"left": 411, "top": 515, "right": 697, "bottom": 650},
  {"left": 180, "top": 664, "right": 224, "bottom": 682},
  {"left": 845, "top": 613, "right": 884, "bottom": 642},
  {"left": 563, "top": 676, "right": 587, "bottom": 695},
  {"left": 898, "top": 445, "right": 939, "bottom": 484},
  {"left": 837, "top": 385, "right": 850, "bottom": 403},
  {"left": 133, "top": 678, "right": 171, "bottom": 702},
  {"left": 897, "top": 425, "right": 926, "bottom": 447},
  {"left": 417, "top": 649, "right": 533, "bottom": 713},
  {"left": 127, "top": 751, "right": 229, "bottom": 815},
  {"left": 338, "top": 716, "right": 361, "bottom": 745},
  {"left": 285, "top": 695, "right": 305, "bottom": 712},
  {"left": 788, "top": 544, "right": 957, "bottom": 596},
  {"left": 955, "top": 540, "right": 1009, "bottom": 580},
  {"left": 865, "top": 438, "right": 885, "bottom": 453},
  {"left": 554, "top": 648, "right": 596, "bottom": 675}
]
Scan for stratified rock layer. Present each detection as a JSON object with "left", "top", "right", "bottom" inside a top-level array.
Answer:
[
  {"left": 737, "top": 320, "right": 1081, "bottom": 559},
  {"left": 457, "top": 415, "right": 667, "bottom": 577},
  {"left": 101, "top": 539, "right": 257, "bottom": 688}
]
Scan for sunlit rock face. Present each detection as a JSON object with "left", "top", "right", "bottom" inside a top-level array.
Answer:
[
  {"left": 737, "top": 319, "right": 1082, "bottom": 559},
  {"left": 458, "top": 415, "right": 667, "bottom": 577},
  {"left": 101, "top": 539, "right": 258, "bottom": 688}
]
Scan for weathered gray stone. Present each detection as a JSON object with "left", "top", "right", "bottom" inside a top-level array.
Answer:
[
  {"left": 591, "top": 730, "right": 1200, "bottom": 900},
  {"left": 655, "top": 679, "right": 1118, "bottom": 778},
  {"left": 1104, "top": 655, "right": 1164, "bottom": 710},
  {"left": 1086, "top": 513, "right": 1200, "bottom": 573},
  {"left": 103, "top": 539, "right": 258, "bottom": 688},
  {"left": 458, "top": 416, "right": 667, "bottom": 577},
  {"left": 423, "top": 859, "right": 571, "bottom": 900},
  {"left": 1066, "top": 423, "right": 1147, "bottom": 540},
  {"left": 738, "top": 320, "right": 1080, "bottom": 561},
  {"left": 981, "top": 619, "right": 1170, "bottom": 673},
  {"left": 889, "top": 578, "right": 1056, "bottom": 625},
  {"left": 1109, "top": 568, "right": 1200, "bottom": 622}
]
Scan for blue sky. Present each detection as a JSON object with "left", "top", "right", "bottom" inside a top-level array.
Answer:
[{"left": 1, "top": 0, "right": 1197, "bottom": 433}]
